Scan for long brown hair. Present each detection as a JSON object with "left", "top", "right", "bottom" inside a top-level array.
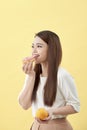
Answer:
[{"left": 31, "top": 30, "right": 62, "bottom": 106}]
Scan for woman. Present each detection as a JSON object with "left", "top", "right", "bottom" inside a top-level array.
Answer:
[{"left": 18, "top": 30, "right": 80, "bottom": 130}]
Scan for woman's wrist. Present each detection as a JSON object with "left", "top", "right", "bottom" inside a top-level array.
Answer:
[
  {"left": 49, "top": 108, "right": 59, "bottom": 116},
  {"left": 48, "top": 108, "right": 55, "bottom": 116}
]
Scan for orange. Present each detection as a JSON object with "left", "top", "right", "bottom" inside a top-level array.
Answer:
[{"left": 35, "top": 108, "right": 49, "bottom": 120}]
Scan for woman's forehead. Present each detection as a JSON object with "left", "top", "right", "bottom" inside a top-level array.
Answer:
[{"left": 32, "top": 36, "right": 47, "bottom": 46}]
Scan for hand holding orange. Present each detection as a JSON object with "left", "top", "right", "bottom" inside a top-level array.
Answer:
[{"left": 35, "top": 108, "right": 49, "bottom": 120}]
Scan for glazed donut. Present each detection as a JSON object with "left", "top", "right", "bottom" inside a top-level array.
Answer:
[{"left": 23, "top": 54, "right": 39, "bottom": 64}]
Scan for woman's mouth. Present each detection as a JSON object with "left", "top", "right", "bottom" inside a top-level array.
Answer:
[{"left": 32, "top": 53, "right": 40, "bottom": 58}]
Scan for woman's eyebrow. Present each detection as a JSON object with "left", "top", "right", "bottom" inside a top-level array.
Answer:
[{"left": 32, "top": 43, "right": 44, "bottom": 45}]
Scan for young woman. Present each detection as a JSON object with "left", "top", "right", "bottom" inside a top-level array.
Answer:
[{"left": 18, "top": 30, "right": 80, "bottom": 130}]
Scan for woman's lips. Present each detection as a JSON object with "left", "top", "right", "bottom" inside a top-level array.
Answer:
[{"left": 32, "top": 53, "right": 39, "bottom": 57}]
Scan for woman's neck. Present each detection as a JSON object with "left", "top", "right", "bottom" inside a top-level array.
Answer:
[{"left": 40, "top": 62, "right": 48, "bottom": 77}]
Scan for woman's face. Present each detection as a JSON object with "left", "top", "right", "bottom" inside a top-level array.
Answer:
[{"left": 32, "top": 36, "right": 48, "bottom": 64}]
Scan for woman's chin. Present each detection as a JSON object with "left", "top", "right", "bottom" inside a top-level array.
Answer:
[{"left": 34, "top": 60, "right": 41, "bottom": 64}]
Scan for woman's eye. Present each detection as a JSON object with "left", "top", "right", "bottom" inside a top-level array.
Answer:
[
  {"left": 31, "top": 45, "right": 42, "bottom": 48},
  {"left": 37, "top": 45, "right": 42, "bottom": 48},
  {"left": 32, "top": 45, "right": 34, "bottom": 48}
]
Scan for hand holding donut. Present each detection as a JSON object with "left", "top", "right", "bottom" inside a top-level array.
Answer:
[{"left": 22, "top": 54, "right": 39, "bottom": 76}]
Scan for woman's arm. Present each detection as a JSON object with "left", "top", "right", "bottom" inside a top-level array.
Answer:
[
  {"left": 51, "top": 105, "right": 77, "bottom": 116},
  {"left": 18, "top": 59, "right": 36, "bottom": 110},
  {"left": 18, "top": 75, "right": 35, "bottom": 110},
  {"left": 42, "top": 105, "right": 77, "bottom": 121}
]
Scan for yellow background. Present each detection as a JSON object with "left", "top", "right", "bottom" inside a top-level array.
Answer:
[{"left": 0, "top": 0, "right": 87, "bottom": 130}]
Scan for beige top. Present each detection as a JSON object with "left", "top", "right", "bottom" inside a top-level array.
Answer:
[{"left": 25, "top": 67, "right": 80, "bottom": 119}]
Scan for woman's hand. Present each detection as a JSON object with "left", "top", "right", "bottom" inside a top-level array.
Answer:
[
  {"left": 42, "top": 109, "right": 54, "bottom": 121},
  {"left": 35, "top": 109, "right": 54, "bottom": 121},
  {"left": 22, "top": 54, "right": 39, "bottom": 76},
  {"left": 22, "top": 61, "right": 35, "bottom": 76}
]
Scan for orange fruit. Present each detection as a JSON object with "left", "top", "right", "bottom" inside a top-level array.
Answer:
[{"left": 35, "top": 108, "right": 49, "bottom": 120}]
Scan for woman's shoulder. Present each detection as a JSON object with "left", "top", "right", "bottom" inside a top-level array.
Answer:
[
  {"left": 58, "top": 66, "right": 73, "bottom": 79},
  {"left": 58, "top": 67, "right": 75, "bottom": 88}
]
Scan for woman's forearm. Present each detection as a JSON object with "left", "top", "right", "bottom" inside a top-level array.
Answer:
[
  {"left": 18, "top": 75, "right": 35, "bottom": 110},
  {"left": 52, "top": 105, "right": 77, "bottom": 116}
]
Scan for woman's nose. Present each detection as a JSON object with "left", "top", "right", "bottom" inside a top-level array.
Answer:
[{"left": 32, "top": 47, "right": 38, "bottom": 54}]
